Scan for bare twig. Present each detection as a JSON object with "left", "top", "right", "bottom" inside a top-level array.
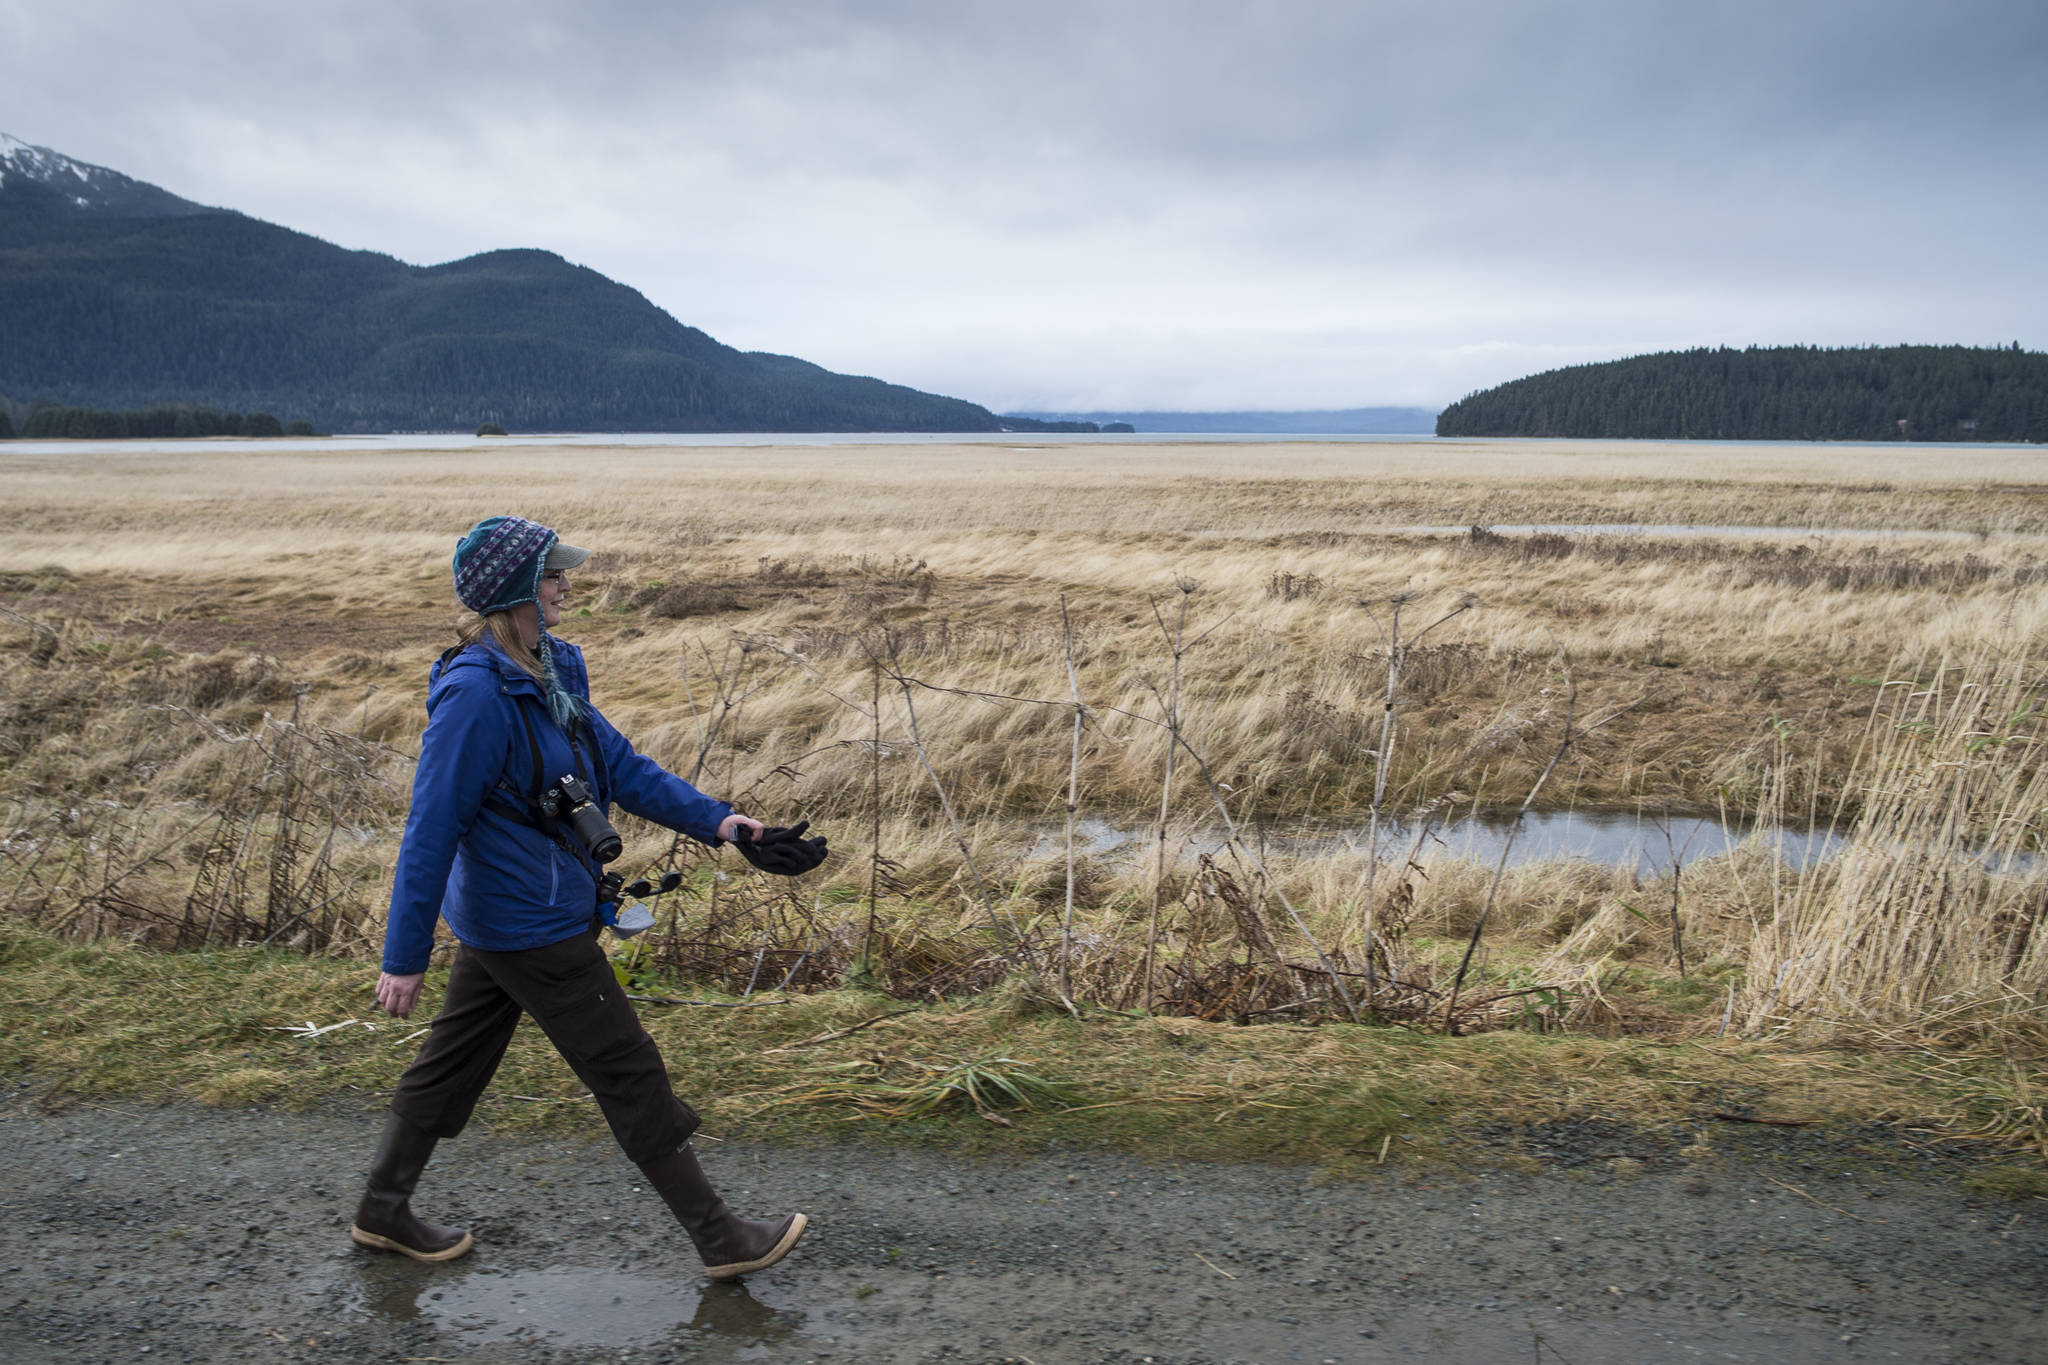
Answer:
[
  {"left": 627, "top": 994, "right": 796, "bottom": 1008},
  {"left": 1133, "top": 674, "right": 1361, "bottom": 1023},
  {"left": 1358, "top": 593, "right": 1408, "bottom": 1013},
  {"left": 682, "top": 639, "right": 779, "bottom": 785},
  {"left": 1060, "top": 596, "right": 1085, "bottom": 1014},
  {"left": 1443, "top": 642, "right": 1579, "bottom": 1032},
  {"left": 1145, "top": 580, "right": 1195, "bottom": 1010},
  {"left": 760, "top": 1007, "right": 918, "bottom": 1052},
  {"left": 869, "top": 633, "right": 1031, "bottom": 958},
  {"left": 1712, "top": 1111, "right": 1814, "bottom": 1127},
  {"left": 1764, "top": 1174, "right": 1864, "bottom": 1220},
  {"left": 1656, "top": 804, "right": 1692, "bottom": 977},
  {"left": 865, "top": 658, "right": 884, "bottom": 971}
]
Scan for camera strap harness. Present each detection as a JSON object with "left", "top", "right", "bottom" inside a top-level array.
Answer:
[
  {"left": 478, "top": 691, "right": 608, "bottom": 865},
  {"left": 433, "top": 642, "right": 601, "bottom": 861}
]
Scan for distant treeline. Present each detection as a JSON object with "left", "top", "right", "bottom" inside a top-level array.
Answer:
[
  {"left": 1, "top": 402, "right": 316, "bottom": 439},
  {"left": 1436, "top": 345, "right": 2048, "bottom": 442}
]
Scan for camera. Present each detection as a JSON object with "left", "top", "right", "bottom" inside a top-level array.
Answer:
[{"left": 538, "top": 772, "right": 623, "bottom": 864}]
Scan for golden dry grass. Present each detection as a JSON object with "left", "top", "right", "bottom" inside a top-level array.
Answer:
[
  {"left": 2, "top": 438, "right": 2044, "bottom": 1045},
  {"left": 8, "top": 439, "right": 2045, "bottom": 809}
]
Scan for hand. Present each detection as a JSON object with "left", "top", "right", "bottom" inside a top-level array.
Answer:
[
  {"left": 718, "top": 813, "right": 765, "bottom": 843},
  {"left": 376, "top": 971, "right": 425, "bottom": 1019}
]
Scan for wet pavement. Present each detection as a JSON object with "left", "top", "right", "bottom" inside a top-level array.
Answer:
[{"left": 3, "top": 1091, "right": 2043, "bottom": 1363}]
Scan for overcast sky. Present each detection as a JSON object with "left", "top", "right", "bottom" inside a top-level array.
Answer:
[{"left": 5, "top": 0, "right": 2043, "bottom": 411}]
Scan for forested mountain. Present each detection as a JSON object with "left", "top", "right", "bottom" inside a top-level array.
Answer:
[
  {"left": 1436, "top": 345, "right": 2048, "bottom": 442},
  {"left": 0, "top": 135, "right": 1009, "bottom": 433}
]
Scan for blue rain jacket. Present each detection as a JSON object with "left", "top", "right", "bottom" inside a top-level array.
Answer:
[{"left": 381, "top": 634, "right": 731, "bottom": 974}]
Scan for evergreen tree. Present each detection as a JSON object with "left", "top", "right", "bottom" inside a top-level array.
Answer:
[
  {"left": 13, "top": 402, "right": 315, "bottom": 440},
  {"left": 1437, "top": 345, "right": 2048, "bottom": 442}
]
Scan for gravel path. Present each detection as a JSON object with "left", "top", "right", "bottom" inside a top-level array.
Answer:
[{"left": 3, "top": 1090, "right": 2043, "bottom": 1364}]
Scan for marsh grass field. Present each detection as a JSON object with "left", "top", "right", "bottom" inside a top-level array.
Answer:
[{"left": 3, "top": 437, "right": 2046, "bottom": 1171}]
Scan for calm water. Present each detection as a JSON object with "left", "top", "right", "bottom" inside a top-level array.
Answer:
[
  {"left": 1038, "top": 807, "right": 2045, "bottom": 876},
  {"left": 0, "top": 429, "right": 1438, "bottom": 455},
  {"left": 1407, "top": 806, "right": 1841, "bottom": 873},
  {"left": 9, "top": 430, "right": 2039, "bottom": 457},
  {"left": 1039, "top": 809, "right": 1844, "bottom": 875}
]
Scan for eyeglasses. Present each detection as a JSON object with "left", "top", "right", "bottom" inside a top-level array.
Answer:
[{"left": 542, "top": 570, "right": 572, "bottom": 586}]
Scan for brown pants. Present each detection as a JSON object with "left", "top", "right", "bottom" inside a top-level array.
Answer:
[{"left": 389, "top": 930, "right": 699, "bottom": 1164}]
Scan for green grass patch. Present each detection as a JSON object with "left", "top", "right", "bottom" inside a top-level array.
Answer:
[{"left": 1, "top": 928, "right": 2040, "bottom": 1175}]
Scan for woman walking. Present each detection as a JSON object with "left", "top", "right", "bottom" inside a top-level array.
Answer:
[{"left": 350, "top": 514, "right": 824, "bottom": 1279}]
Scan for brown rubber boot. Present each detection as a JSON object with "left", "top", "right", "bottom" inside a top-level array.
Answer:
[
  {"left": 636, "top": 1142, "right": 806, "bottom": 1280},
  {"left": 349, "top": 1112, "right": 474, "bottom": 1263}
]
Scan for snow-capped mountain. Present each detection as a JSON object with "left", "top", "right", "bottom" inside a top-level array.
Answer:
[
  {"left": 0, "top": 133, "right": 1007, "bottom": 433},
  {"left": 0, "top": 133, "right": 208, "bottom": 217}
]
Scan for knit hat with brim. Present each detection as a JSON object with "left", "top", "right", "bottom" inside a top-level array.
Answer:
[
  {"left": 451, "top": 515, "right": 590, "bottom": 731},
  {"left": 454, "top": 515, "right": 590, "bottom": 613}
]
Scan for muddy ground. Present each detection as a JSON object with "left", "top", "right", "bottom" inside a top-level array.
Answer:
[{"left": 3, "top": 1089, "right": 2043, "bottom": 1365}]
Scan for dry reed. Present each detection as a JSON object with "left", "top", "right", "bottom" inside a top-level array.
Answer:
[
  {"left": 2, "top": 443, "right": 2045, "bottom": 1047},
  {"left": 1739, "top": 653, "right": 2048, "bottom": 1040}
]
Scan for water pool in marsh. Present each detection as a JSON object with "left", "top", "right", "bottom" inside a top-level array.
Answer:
[
  {"left": 1034, "top": 808, "right": 1847, "bottom": 876},
  {"left": 1406, "top": 807, "right": 1842, "bottom": 873},
  {"left": 1032, "top": 810, "right": 2044, "bottom": 884}
]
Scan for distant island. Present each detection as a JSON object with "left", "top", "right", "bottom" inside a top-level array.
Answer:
[
  {"left": 1007, "top": 407, "right": 1437, "bottom": 434},
  {"left": 0, "top": 134, "right": 1023, "bottom": 435},
  {"left": 1436, "top": 344, "right": 2047, "bottom": 443}
]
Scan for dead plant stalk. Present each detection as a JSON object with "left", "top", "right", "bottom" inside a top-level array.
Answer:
[
  {"left": 1145, "top": 580, "right": 1196, "bottom": 1010},
  {"left": 872, "top": 633, "right": 1029, "bottom": 958},
  {"left": 1442, "top": 647, "right": 1580, "bottom": 1032},
  {"left": 1357, "top": 591, "right": 1475, "bottom": 1011}
]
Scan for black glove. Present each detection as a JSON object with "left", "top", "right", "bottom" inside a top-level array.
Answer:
[{"left": 733, "top": 820, "right": 830, "bottom": 876}]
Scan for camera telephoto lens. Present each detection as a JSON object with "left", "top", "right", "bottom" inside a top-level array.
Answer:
[
  {"left": 570, "top": 805, "right": 623, "bottom": 863},
  {"left": 548, "top": 773, "right": 624, "bottom": 864}
]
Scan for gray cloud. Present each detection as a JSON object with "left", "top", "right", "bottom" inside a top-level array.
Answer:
[{"left": 4, "top": 0, "right": 2042, "bottom": 409}]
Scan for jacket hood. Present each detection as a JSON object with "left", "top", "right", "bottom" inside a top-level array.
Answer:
[{"left": 427, "top": 633, "right": 587, "bottom": 714}]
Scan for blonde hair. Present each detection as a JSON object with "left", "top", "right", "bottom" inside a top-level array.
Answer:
[{"left": 457, "top": 610, "right": 544, "bottom": 680}]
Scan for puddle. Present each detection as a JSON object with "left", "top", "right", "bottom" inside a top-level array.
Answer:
[
  {"left": 1032, "top": 808, "right": 2044, "bottom": 879},
  {"left": 349, "top": 1263, "right": 813, "bottom": 1349},
  {"left": 1407, "top": 806, "right": 1840, "bottom": 873},
  {"left": 1035, "top": 809, "right": 1843, "bottom": 875}
]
